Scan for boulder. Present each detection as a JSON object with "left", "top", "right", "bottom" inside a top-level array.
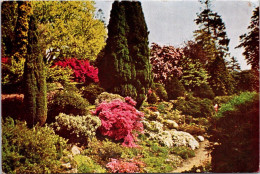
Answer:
[
  {"left": 171, "top": 130, "right": 199, "bottom": 150},
  {"left": 197, "top": 135, "right": 205, "bottom": 142},
  {"left": 164, "top": 120, "right": 179, "bottom": 129},
  {"left": 71, "top": 145, "right": 81, "bottom": 156}
]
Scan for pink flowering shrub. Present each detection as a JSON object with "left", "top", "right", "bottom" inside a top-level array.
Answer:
[
  {"left": 92, "top": 97, "right": 144, "bottom": 147},
  {"left": 106, "top": 158, "right": 144, "bottom": 173},
  {"left": 53, "top": 58, "right": 99, "bottom": 83}
]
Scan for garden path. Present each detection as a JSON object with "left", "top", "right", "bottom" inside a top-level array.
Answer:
[{"left": 171, "top": 139, "right": 211, "bottom": 173}]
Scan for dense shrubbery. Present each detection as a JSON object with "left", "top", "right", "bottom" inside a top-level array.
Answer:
[
  {"left": 74, "top": 155, "right": 106, "bottom": 173},
  {"left": 174, "top": 94, "right": 214, "bottom": 118},
  {"left": 213, "top": 95, "right": 234, "bottom": 107},
  {"left": 80, "top": 83, "right": 105, "bottom": 104},
  {"left": 47, "top": 90, "right": 89, "bottom": 123},
  {"left": 210, "top": 92, "right": 259, "bottom": 172},
  {"left": 170, "top": 146, "right": 195, "bottom": 159},
  {"left": 92, "top": 97, "right": 144, "bottom": 147},
  {"left": 2, "top": 117, "right": 67, "bottom": 173},
  {"left": 153, "top": 83, "right": 168, "bottom": 101},
  {"left": 147, "top": 91, "right": 158, "bottom": 104},
  {"left": 106, "top": 158, "right": 144, "bottom": 173},
  {"left": 165, "top": 77, "right": 185, "bottom": 100},
  {"left": 53, "top": 58, "right": 99, "bottom": 84},
  {"left": 52, "top": 113, "right": 101, "bottom": 144},
  {"left": 193, "top": 83, "right": 215, "bottom": 99},
  {"left": 94, "top": 92, "right": 125, "bottom": 106}
]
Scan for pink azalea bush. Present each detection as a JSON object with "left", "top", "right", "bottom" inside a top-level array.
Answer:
[
  {"left": 106, "top": 158, "right": 144, "bottom": 173},
  {"left": 92, "top": 97, "right": 144, "bottom": 147},
  {"left": 53, "top": 58, "right": 99, "bottom": 83}
]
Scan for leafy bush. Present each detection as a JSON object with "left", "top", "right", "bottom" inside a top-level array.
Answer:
[
  {"left": 47, "top": 90, "right": 89, "bottom": 123},
  {"left": 92, "top": 97, "right": 144, "bottom": 147},
  {"left": 94, "top": 92, "right": 125, "bottom": 106},
  {"left": 213, "top": 95, "right": 234, "bottom": 107},
  {"left": 106, "top": 158, "right": 144, "bottom": 173},
  {"left": 174, "top": 94, "right": 214, "bottom": 118},
  {"left": 216, "top": 92, "right": 257, "bottom": 118},
  {"left": 80, "top": 83, "right": 105, "bottom": 104},
  {"left": 165, "top": 76, "right": 186, "bottom": 100},
  {"left": 153, "top": 83, "right": 168, "bottom": 101},
  {"left": 53, "top": 58, "right": 99, "bottom": 84},
  {"left": 147, "top": 91, "right": 158, "bottom": 104},
  {"left": 52, "top": 113, "right": 101, "bottom": 144},
  {"left": 193, "top": 83, "right": 215, "bottom": 99},
  {"left": 210, "top": 92, "right": 259, "bottom": 172},
  {"left": 170, "top": 146, "right": 195, "bottom": 159},
  {"left": 2, "top": 117, "right": 67, "bottom": 173},
  {"left": 74, "top": 155, "right": 106, "bottom": 173}
]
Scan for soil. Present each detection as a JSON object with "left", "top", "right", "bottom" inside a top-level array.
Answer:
[{"left": 171, "top": 139, "right": 211, "bottom": 173}]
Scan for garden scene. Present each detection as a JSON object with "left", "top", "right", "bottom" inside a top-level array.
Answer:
[{"left": 1, "top": 0, "right": 259, "bottom": 173}]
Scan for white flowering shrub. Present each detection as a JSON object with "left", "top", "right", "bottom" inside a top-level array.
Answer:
[{"left": 53, "top": 113, "right": 101, "bottom": 144}]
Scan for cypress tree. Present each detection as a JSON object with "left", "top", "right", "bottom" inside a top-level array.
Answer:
[
  {"left": 98, "top": 1, "right": 152, "bottom": 108},
  {"left": 24, "top": 15, "right": 47, "bottom": 126}
]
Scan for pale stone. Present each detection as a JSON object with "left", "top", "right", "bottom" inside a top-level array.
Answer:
[
  {"left": 71, "top": 145, "right": 81, "bottom": 156},
  {"left": 61, "top": 162, "right": 71, "bottom": 169},
  {"left": 197, "top": 135, "right": 205, "bottom": 142},
  {"left": 164, "top": 120, "right": 179, "bottom": 129},
  {"left": 171, "top": 130, "right": 199, "bottom": 150}
]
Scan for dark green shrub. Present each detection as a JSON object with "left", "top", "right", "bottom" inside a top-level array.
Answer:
[
  {"left": 80, "top": 83, "right": 105, "bottom": 104},
  {"left": 174, "top": 94, "right": 214, "bottom": 118},
  {"left": 2, "top": 117, "right": 67, "bottom": 174},
  {"left": 193, "top": 83, "right": 215, "bottom": 99},
  {"left": 170, "top": 146, "right": 195, "bottom": 159},
  {"left": 147, "top": 92, "right": 158, "bottom": 104},
  {"left": 213, "top": 95, "right": 234, "bottom": 107},
  {"left": 154, "top": 83, "right": 168, "bottom": 101},
  {"left": 165, "top": 77, "right": 185, "bottom": 100},
  {"left": 47, "top": 90, "right": 89, "bottom": 123},
  {"left": 210, "top": 92, "right": 259, "bottom": 172}
]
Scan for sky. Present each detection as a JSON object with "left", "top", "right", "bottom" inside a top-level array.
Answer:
[{"left": 94, "top": 0, "right": 259, "bottom": 70}]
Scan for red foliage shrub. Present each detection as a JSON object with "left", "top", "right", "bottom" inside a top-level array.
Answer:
[
  {"left": 53, "top": 58, "right": 99, "bottom": 83},
  {"left": 106, "top": 158, "right": 144, "bottom": 173},
  {"left": 1, "top": 57, "right": 9, "bottom": 64},
  {"left": 92, "top": 97, "right": 144, "bottom": 147}
]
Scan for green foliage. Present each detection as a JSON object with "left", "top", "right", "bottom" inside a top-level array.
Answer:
[
  {"left": 234, "top": 70, "right": 259, "bottom": 92},
  {"left": 165, "top": 76, "right": 185, "bottom": 100},
  {"left": 80, "top": 83, "right": 105, "bottom": 104},
  {"left": 23, "top": 15, "right": 47, "bottom": 126},
  {"left": 94, "top": 92, "right": 125, "bottom": 106},
  {"left": 98, "top": 1, "right": 152, "bottom": 108},
  {"left": 74, "top": 155, "right": 106, "bottom": 173},
  {"left": 193, "top": 83, "right": 215, "bottom": 99},
  {"left": 210, "top": 92, "right": 259, "bottom": 172},
  {"left": 216, "top": 91, "right": 257, "bottom": 118},
  {"left": 47, "top": 90, "right": 89, "bottom": 123},
  {"left": 183, "top": 163, "right": 212, "bottom": 173},
  {"left": 213, "top": 95, "right": 234, "bottom": 107},
  {"left": 32, "top": 1, "right": 107, "bottom": 61},
  {"left": 153, "top": 83, "right": 168, "bottom": 101},
  {"left": 52, "top": 113, "right": 101, "bottom": 144},
  {"left": 2, "top": 117, "right": 68, "bottom": 174},
  {"left": 147, "top": 92, "right": 158, "bottom": 104},
  {"left": 170, "top": 146, "right": 195, "bottom": 160},
  {"left": 174, "top": 94, "right": 214, "bottom": 118},
  {"left": 46, "top": 64, "right": 75, "bottom": 92}
]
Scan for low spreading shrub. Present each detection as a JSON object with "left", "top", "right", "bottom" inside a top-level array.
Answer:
[
  {"left": 47, "top": 90, "right": 89, "bottom": 123},
  {"left": 94, "top": 92, "right": 125, "bottom": 106},
  {"left": 92, "top": 97, "right": 144, "bottom": 147},
  {"left": 170, "top": 146, "right": 195, "bottom": 159},
  {"left": 2, "top": 117, "right": 67, "bottom": 174},
  {"left": 80, "top": 83, "right": 105, "bottom": 104},
  {"left": 74, "top": 155, "right": 106, "bottom": 173},
  {"left": 52, "top": 113, "right": 101, "bottom": 144},
  {"left": 106, "top": 158, "right": 144, "bottom": 173},
  {"left": 174, "top": 94, "right": 214, "bottom": 118},
  {"left": 153, "top": 83, "right": 168, "bottom": 101},
  {"left": 213, "top": 95, "right": 234, "bottom": 107}
]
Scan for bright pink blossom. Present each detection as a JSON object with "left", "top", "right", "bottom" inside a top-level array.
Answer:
[
  {"left": 53, "top": 58, "right": 99, "bottom": 83},
  {"left": 92, "top": 97, "right": 144, "bottom": 147}
]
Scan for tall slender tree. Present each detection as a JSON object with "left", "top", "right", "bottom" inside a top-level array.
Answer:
[
  {"left": 24, "top": 14, "right": 47, "bottom": 126},
  {"left": 236, "top": 7, "right": 259, "bottom": 71},
  {"left": 98, "top": 1, "right": 152, "bottom": 108}
]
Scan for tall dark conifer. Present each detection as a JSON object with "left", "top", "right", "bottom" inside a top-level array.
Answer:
[
  {"left": 98, "top": 1, "right": 152, "bottom": 107},
  {"left": 24, "top": 15, "right": 47, "bottom": 126}
]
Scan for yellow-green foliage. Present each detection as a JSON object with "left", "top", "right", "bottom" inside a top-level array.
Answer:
[
  {"left": 94, "top": 92, "right": 125, "bottom": 106},
  {"left": 2, "top": 58, "right": 25, "bottom": 85},
  {"left": 74, "top": 155, "right": 106, "bottom": 173},
  {"left": 53, "top": 113, "right": 101, "bottom": 144},
  {"left": 32, "top": 1, "right": 107, "bottom": 61},
  {"left": 2, "top": 117, "right": 68, "bottom": 174}
]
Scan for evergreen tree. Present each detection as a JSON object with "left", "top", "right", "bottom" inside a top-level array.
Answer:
[
  {"left": 24, "top": 15, "right": 47, "bottom": 126},
  {"left": 236, "top": 7, "right": 259, "bottom": 71},
  {"left": 227, "top": 56, "right": 241, "bottom": 73},
  {"left": 98, "top": 1, "right": 152, "bottom": 108}
]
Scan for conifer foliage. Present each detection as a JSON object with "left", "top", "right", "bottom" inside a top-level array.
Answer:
[
  {"left": 98, "top": 1, "right": 152, "bottom": 108},
  {"left": 23, "top": 15, "right": 47, "bottom": 126}
]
